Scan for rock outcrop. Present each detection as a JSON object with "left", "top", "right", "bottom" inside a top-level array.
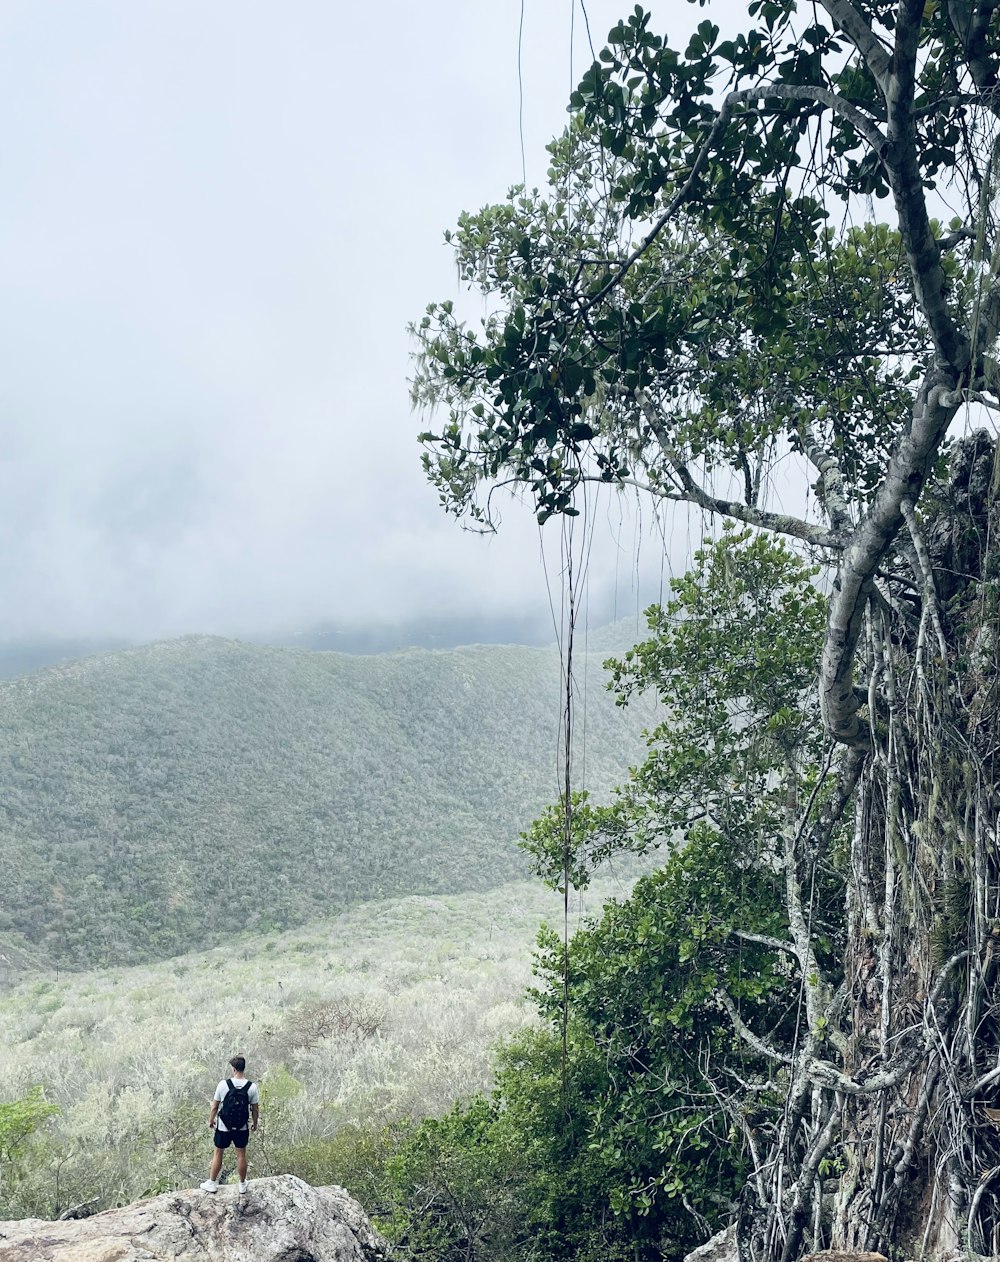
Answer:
[
  {"left": 684, "top": 1225, "right": 737, "bottom": 1262},
  {"left": 0, "top": 1175, "right": 388, "bottom": 1262},
  {"left": 681, "top": 1228, "right": 892, "bottom": 1262}
]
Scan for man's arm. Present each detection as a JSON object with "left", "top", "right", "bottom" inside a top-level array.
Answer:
[
  {"left": 251, "top": 1102, "right": 259, "bottom": 1132},
  {"left": 208, "top": 1098, "right": 219, "bottom": 1129}
]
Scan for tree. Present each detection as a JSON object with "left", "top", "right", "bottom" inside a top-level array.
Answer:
[
  {"left": 0, "top": 1086, "right": 58, "bottom": 1207},
  {"left": 384, "top": 1049, "right": 624, "bottom": 1262},
  {"left": 522, "top": 532, "right": 845, "bottom": 1260},
  {"left": 414, "top": 2, "right": 1000, "bottom": 1257}
]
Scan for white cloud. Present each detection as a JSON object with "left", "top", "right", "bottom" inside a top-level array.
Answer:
[{"left": 0, "top": 0, "right": 741, "bottom": 642}]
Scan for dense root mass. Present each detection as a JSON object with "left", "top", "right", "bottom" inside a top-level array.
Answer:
[{"left": 738, "top": 434, "right": 1000, "bottom": 1261}]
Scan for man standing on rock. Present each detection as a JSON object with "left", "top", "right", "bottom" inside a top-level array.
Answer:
[{"left": 200, "top": 1054, "right": 260, "bottom": 1194}]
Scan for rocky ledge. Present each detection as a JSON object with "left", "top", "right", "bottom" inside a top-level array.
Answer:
[
  {"left": 0, "top": 1174, "right": 388, "bottom": 1262},
  {"left": 683, "top": 1228, "right": 891, "bottom": 1262}
]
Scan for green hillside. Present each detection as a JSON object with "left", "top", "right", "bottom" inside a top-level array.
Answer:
[{"left": 0, "top": 635, "right": 649, "bottom": 969}]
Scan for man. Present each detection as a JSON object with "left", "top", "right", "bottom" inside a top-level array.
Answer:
[{"left": 200, "top": 1054, "right": 260, "bottom": 1194}]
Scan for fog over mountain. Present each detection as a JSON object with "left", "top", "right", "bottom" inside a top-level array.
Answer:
[{"left": 0, "top": 0, "right": 722, "bottom": 648}]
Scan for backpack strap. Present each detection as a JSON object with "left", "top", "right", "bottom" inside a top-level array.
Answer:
[{"left": 226, "top": 1078, "right": 234, "bottom": 1092}]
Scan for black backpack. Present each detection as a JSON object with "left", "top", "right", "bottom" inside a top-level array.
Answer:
[{"left": 218, "top": 1079, "right": 252, "bottom": 1130}]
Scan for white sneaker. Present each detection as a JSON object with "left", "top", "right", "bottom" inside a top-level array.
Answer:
[
  {"left": 200, "top": 1180, "right": 218, "bottom": 1193},
  {"left": 239, "top": 1182, "right": 248, "bottom": 1194}
]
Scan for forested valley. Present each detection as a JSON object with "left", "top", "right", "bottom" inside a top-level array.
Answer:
[{"left": 0, "top": 629, "right": 651, "bottom": 1239}]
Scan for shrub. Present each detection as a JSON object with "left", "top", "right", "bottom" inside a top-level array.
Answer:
[{"left": 0, "top": 1086, "right": 60, "bottom": 1213}]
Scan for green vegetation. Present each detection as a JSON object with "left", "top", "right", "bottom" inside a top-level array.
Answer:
[
  {"left": 0, "top": 1086, "right": 58, "bottom": 1204},
  {"left": 6, "top": 0, "right": 999, "bottom": 1250},
  {"left": 408, "top": 0, "right": 1000, "bottom": 1253},
  {"left": 0, "top": 879, "right": 620, "bottom": 1220},
  {"left": 0, "top": 635, "right": 649, "bottom": 969},
  {"left": 370, "top": 533, "right": 838, "bottom": 1262}
]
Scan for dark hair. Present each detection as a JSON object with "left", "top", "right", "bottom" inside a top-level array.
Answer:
[{"left": 229, "top": 1055, "right": 246, "bottom": 1073}]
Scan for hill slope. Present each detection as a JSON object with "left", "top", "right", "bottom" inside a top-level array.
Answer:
[
  {"left": 0, "top": 635, "right": 650, "bottom": 967},
  {"left": 0, "top": 878, "right": 623, "bottom": 1217}
]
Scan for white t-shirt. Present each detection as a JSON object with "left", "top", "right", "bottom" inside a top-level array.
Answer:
[{"left": 214, "top": 1076, "right": 260, "bottom": 1132}]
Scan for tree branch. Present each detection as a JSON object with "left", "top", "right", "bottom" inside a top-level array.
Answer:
[
  {"left": 816, "top": 23, "right": 974, "bottom": 743},
  {"left": 800, "top": 422, "right": 854, "bottom": 533},
  {"left": 716, "top": 987, "right": 794, "bottom": 1065},
  {"left": 779, "top": 754, "right": 836, "bottom": 1044},
  {"left": 948, "top": 0, "right": 1000, "bottom": 103},
  {"left": 900, "top": 497, "right": 948, "bottom": 660},
  {"left": 816, "top": 0, "right": 892, "bottom": 89},
  {"left": 731, "top": 928, "right": 799, "bottom": 956},
  {"left": 820, "top": 375, "right": 962, "bottom": 747},
  {"left": 968, "top": 1063, "right": 1000, "bottom": 1097},
  {"left": 635, "top": 392, "right": 849, "bottom": 550},
  {"left": 961, "top": 389, "right": 1000, "bottom": 411},
  {"left": 731, "top": 83, "right": 887, "bottom": 151},
  {"left": 582, "top": 102, "right": 740, "bottom": 312},
  {"left": 584, "top": 83, "right": 884, "bottom": 312},
  {"left": 780, "top": 1097, "right": 844, "bottom": 1262},
  {"left": 885, "top": 2, "right": 969, "bottom": 370}
]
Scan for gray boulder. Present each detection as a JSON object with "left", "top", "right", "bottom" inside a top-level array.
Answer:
[
  {"left": 685, "top": 1225, "right": 737, "bottom": 1262},
  {"left": 0, "top": 1175, "right": 388, "bottom": 1262},
  {"left": 681, "top": 1228, "right": 892, "bottom": 1262}
]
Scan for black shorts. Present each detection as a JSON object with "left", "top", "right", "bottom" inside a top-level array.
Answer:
[{"left": 213, "top": 1128, "right": 250, "bottom": 1150}]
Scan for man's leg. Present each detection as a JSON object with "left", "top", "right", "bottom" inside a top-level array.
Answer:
[
  {"left": 202, "top": 1137, "right": 226, "bottom": 1189},
  {"left": 235, "top": 1142, "right": 248, "bottom": 1183}
]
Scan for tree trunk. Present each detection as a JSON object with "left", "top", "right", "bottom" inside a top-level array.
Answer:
[
  {"left": 746, "top": 433, "right": 1000, "bottom": 1262},
  {"left": 834, "top": 433, "right": 999, "bottom": 1259}
]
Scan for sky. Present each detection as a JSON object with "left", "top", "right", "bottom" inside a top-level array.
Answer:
[{"left": 0, "top": 1, "right": 742, "bottom": 646}]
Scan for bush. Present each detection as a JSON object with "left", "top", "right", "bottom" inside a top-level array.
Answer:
[
  {"left": 272, "top": 1122, "right": 404, "bottom": 1219},
  {"left": 379, "top": 1027, "right": 659, "bottom": 1262},
  {"left": 0, "top": 1086, "right": 59, "bottom": 1211}
]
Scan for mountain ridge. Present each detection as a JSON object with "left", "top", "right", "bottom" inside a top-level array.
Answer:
[{"left": 0, "top": 632, "right": 652, "bottom": 970}]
